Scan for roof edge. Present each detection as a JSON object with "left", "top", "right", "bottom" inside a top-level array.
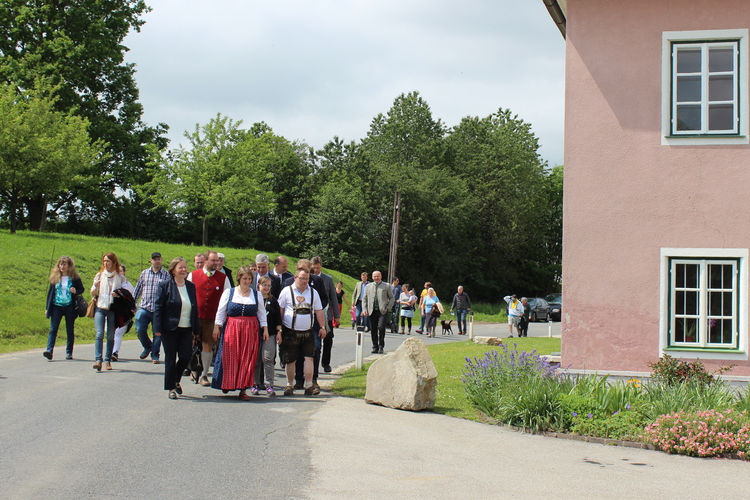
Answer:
[{"left": 543, "top": 0, "right": 567, "bottom": 39}]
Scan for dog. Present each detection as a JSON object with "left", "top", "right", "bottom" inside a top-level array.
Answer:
[{"left": 440, "top": 319, "right": 454, "bottom": 335}]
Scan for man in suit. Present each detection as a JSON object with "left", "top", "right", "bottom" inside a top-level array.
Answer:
[
  {"left": 254, "top": 253, "right": 281, "bottom": 298},
  {"left": 216, "top": 252, "right": 234, "bottom": 288},
  {"left": 272, "top": 255, "right": 294, "bottom": 283},
  {"left": 362, "top": 270, "right": 395, "bottom": 354},
  {"left": 351, "top": 272, "right": 370, "bottom": 330},
  {"left": 311, "top": 256, "right": 339, "bottom": 373}
]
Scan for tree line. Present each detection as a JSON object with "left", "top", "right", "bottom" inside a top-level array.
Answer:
[{"left": 0, "top": 1, "right": 561, "bottom": 301}]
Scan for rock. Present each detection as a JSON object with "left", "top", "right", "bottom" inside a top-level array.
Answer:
[
  {"left": 365, "top": 337, "right": 437, "bottom": 411},
  {"left": 473, "top": 336, "right": 503, "bottom": 346}
]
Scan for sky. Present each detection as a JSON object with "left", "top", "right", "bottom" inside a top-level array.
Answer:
[{"left": 123, "top": 0, "right": 566, "bottom": 166}]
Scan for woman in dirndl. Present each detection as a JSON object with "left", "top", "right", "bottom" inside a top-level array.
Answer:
[{"left": 211, "top": 265, "right": 268, "bottom": 400}]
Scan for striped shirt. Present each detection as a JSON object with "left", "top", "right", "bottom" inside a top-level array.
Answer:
[{"left": 134, "top": 267, "right": 170, "bottom": 312}]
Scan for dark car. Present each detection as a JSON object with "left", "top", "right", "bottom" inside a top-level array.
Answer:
[
  {"left": 545, "top": 293, "right": 562, "bottom": 321},
  {"left": 527, "top": 297, "right": 550, "bottom": 322}
]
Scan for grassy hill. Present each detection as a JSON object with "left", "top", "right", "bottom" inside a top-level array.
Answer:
[{"left": 0, "top": 230, "right": 361, "bottom": 353}]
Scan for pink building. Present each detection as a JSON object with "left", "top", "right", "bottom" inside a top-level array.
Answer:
[{"left": 544, "top": 0, "right": 750, "bottom": 378}]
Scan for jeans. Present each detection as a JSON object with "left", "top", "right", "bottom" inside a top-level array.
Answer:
[
  {"left": 135, "top": 308, "right": 162, "bottom": 359},
  {"left": 456, "top": 309, "right": 468, "bottom": 333},
  {"left": 355, "top": 302, "right": 370, "bottom": 329},
  {"left": 47, "top": 303, "right": 76, "bottom": 355},
  {"left": 94, "top": 308, "right": 115, "bottom": 362},
  {"left": 390, "top": 305, "right": 400, "bottom": 332},
  {"left": 254, "top": 334, "right": 278, "bottom": 387}
]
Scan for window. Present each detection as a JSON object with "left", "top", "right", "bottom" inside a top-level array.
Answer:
[
  {"left": 662, "top": 29, "right": 749, "bottom": 146},
  {"left": 669, "top": 258, "right": 738, "bottom": 348},
  {"left": 660, "top": 248, "right": 748, "bottom": 360},
  {"left": 672, "top": 41, "right": 738, "bottom": 135}
]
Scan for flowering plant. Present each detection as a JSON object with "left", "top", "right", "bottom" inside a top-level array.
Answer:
[{"left": 643, "top": 409, "right": 750, "bottom": 459}]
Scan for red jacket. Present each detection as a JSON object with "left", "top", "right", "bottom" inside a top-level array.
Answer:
[{"left": 191, "top": 270, "right": 227, "bottom": 320}]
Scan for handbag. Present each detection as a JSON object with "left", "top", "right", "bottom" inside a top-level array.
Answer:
[
  {"left": 74, "top": 294, "right": 88, "bottom": 318},
  {"left": 86, "top": 294, "right": 97, "bottom": 318}
]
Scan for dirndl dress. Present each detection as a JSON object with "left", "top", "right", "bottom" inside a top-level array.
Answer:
[{"left": 211, "top": 288, "right": 260, "bottom": 391}]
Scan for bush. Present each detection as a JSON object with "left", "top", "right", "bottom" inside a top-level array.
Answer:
[
  {"left": 643, "top": 409, "right": 750, "bottom": 459},
  {"left": 570, "top": 409, "right": 647, "bottom": 441},
  {"left": 649, "top": 354, "right": 733, "bottom": 387}
]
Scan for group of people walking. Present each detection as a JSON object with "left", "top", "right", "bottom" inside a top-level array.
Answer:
[
  {"left": 43, "top": 250, "right": 341, "bottom": 401},
  {"left": 349, "top": 275, "right": 474, "bottom": 347}
]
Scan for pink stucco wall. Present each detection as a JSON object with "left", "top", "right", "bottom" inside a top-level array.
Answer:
[{"left": 562, "top": 0, "right": 750, "bottom": 374}]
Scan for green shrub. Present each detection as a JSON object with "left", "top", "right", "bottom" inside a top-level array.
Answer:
[
  {"left": 570, "top": 410, "right": 647, "bottom": 441},
  {"left": 639, "top": 381, "right": 738, "bottom": 421},
  {"left": 649, "top": 354, "right": 733, "bottom": 387}
]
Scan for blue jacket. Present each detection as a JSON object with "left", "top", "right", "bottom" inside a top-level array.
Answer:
[
  {"left": 45, "top": 278, "right": 84, "bottom": 318},
  {"left": 153, "top": 278, "right": 200, "bottom": 336}
]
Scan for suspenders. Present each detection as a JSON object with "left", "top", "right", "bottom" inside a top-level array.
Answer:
[{"left": 289, "top": 286, "right": 314, "bottom": 331}]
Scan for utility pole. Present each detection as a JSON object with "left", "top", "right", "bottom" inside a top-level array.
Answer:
[{"left": 387, "top": 190, "right": 401, "bottom": 284}]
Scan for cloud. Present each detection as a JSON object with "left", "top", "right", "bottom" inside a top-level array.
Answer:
[{"left": 125, "top": 0, "right": 565, "bottom": 164}]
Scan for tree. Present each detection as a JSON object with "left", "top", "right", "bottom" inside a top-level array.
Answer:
[
  {"left": 0, "top": 81, "right": 103, "bottom": 233},
  {"left": 0, "top": 0, "right": 168, "bottom": 229},
  {"left": 140, "top": 114, "right": 275, "bottom": 245}
]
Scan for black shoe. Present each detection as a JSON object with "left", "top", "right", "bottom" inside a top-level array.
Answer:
[
  {"left": 139, "top": 348, "right": 150, "bottom": 359},
  {"left": 65, "top": 354, "right": 73, "bottom": 360},
  {"left": 323, "top": 365, "right": 332, "bottom": 373},
  {"left": 43, "top": 351, "right": 52, "bottom": 360},
  {"left": 111, "top": 351, "right": 119, "bottom": 362},
  {"left": 378, "top": 347, "right": 384, "bottom": 354},
  {"left": 294, "top": 382, "right": 304, "bottom": 390},
  {"left": 371, "top": 347, "right": 378, "bottom": 353},
  {"left": 175, "top": 383, "right": 183, "bottom": 395}
]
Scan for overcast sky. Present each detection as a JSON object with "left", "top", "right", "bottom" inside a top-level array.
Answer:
[{"left": 124, "top": 0, "right": 566, "bottom": 166}]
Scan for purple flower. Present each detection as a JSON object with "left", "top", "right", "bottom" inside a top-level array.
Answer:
[
  {"left": 626, "top": 403, "right": 631, "bottom": 410},
  {"left": 572, "top": 412, "right": 578, "bottom": 417},
  {"left": 587, "top": 413, "right": 593, "bottom": 419}
]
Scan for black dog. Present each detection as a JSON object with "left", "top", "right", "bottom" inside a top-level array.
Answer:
[{"left": 441, "top": 319, "right": 454, "bottom": 335}]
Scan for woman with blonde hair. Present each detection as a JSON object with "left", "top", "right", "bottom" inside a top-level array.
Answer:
[
  {"left": 91, "top": 252, "right": 123, "bottom": 371},
  {"left": 44, "top": 256, "right": 84, "bottom": 360}
]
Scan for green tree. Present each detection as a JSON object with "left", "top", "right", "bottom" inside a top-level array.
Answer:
[
  {"left": 0, "top": 81, "right": 104, "bottom": 233},
  {"left": 0, "top": 0, "right": 168, "bottom": 230},
  {"left": 140, "top": 114, "right": 275, "bottom": 246}
]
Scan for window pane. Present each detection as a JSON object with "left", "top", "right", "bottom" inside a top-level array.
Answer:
[
  {"left": 677, "top": 105, "right": 701, "bottom": 131},
  {"left": 684, "top": 318, "right": 697, "bottom": 342},
  {"left": 709, "top": 264, "right": 723, "bottom": 289},
  {"left": 709, "top": 75, "right": 734, "bottom": 101},
  {"left": 686, "top": 290, "right": 698, "bottom": 315},
  {"left": 722, "top": 319, "right": 733, "bottom": 344},
  {"left": 677, "top": 48, "right": 701, "bottom": 73},
  {"left": 675, "top": 317, "right": 685, "bottom": 343},
  {"left": 709, "top": 47, "right": 734, "bottom": 72},
  {"left": 676, "top": 263, "right": 685, "bottom": 288},
  {"left": 677, "top": 76, "right": 701, "bottom": 102},
  {"left": 723, "top": 264, "right": 733, "bottom": 287},
  {"left": 723, "top": 291, "right": 733, "bottom": 316},
  {"left": 709, "top": 104, "right": 734, "bottom": 131},
  {"left": 709, "top": 291, "right": 722, "bottom": 316},
  {"left": 676, "top": 290, "right": 685, "bottom": 314},
  {"left": 709, "top": 318, "right": 722, "bottom": 343}
]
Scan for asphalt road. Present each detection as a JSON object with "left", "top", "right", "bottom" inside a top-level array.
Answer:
[{"left": 0, "top": 323, "right": 474, "bottom": 499}]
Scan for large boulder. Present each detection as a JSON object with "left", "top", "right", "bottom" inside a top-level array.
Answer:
[
  {"left": 365, "top": 337, "right": 437, "bottom": 411},
  {"left": 473, "top": 336, "right": 503, "bottom": 346}
]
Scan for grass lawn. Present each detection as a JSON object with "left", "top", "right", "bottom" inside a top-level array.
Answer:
[
  {"left": 332, "top": 337, "right": 562, "bottom": 421},
  {"left": 0, "top": 229, "right": 361, "bottom": 353}
]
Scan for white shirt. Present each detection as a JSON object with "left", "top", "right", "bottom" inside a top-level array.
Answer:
[
  {"left": 278, "top": 284, "right": 322, "bottom": 331},
  {"left": 214, "top": 287, "right": 267, "bottom": 327},
  {"left": 187, "top": 268, "right": 231, "bottom": 292},
  {"left": 177, "top": 285, "right": 192, "bottom": 328}
]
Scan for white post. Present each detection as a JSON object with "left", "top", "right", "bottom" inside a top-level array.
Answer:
[
  {"left": 548, "top": 318, "right": 552, "bottom": 338},
  {"left": 355, "top": 326, "right": 364, "bottom": 370},
  {"left": 468, "top": 312, "right": 474, "bottom": 341}
]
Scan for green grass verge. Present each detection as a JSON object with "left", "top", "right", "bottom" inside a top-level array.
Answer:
[
  {"left": 0, "top": 229, "right": 361, "bottom": 353},
  {"left": 332, "top": 337, "right": 561, "bottom": 421}
]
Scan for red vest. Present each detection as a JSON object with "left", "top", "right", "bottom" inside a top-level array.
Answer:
[{"left": 192, "top": 270, "right": 227, "bottom": 319}]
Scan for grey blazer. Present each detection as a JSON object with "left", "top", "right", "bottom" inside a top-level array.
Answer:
[
  {"left": 362, "top": 281, "right": 395, "bottom": 315},
  {"left": 317, "top": 272, "right": 340, "bottom": 321},
  {"left": 351, "top": 281, "right": 369, "bottom": 306}
]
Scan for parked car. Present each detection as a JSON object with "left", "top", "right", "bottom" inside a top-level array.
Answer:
[
  {"left": 527, "top": 297, "right": 550, "bottom": 322},
  {"left": 545, "top": 293, "right": 562, "bottom": 321}
]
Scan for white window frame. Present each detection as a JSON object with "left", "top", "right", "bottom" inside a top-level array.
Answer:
[
  {"left": 661, "top": 29, "right": 749, "bottom": 146},
  {"left": 659, "top": 248, "right": 748, "bottom": 361}
]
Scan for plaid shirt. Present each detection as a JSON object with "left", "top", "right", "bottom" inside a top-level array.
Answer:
[{"left": 134, "top": 267, "right": 170, "bottom": 312}]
